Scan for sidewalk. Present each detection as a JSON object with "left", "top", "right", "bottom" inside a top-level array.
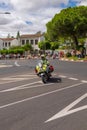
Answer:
[{"left": 59, "top": 58, "right": 87, "bottom": 62}]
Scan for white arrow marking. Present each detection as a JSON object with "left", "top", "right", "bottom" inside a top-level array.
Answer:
[
  {"left": 45, "top": 93, "right": 87, "bottom": 123},
  {"left": 14, "top": 61, "right": 20, "bottom": 66}
]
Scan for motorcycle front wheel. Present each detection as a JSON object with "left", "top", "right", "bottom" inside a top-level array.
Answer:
[{"left": 41, "top": 74, "right": 48, "bottom": 83}]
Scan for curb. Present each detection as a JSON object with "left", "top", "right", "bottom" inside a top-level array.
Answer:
[
  {"left": 60, "top": 58, "right": 87, "bottom": 62},
  {"left": 0, "top": 65, "right": 13, "bottom": 68}
]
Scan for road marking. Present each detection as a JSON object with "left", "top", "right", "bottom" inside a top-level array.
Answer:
[
  {"left": 81, "top": 80, "right": 87, "bottom": 83},
  {"left": 17, "top": 74, "right": 36, "bottom": 77},
  {"left": 2, "top": 77, "right": 30, "bottom": 80},
  {"left": 0, "top": 82, "right": 84, "bottom": 109},
  {"left": 0, "top": 81, "right": 42, "bottom": 92},
  {"left": 1, "top": 73, "right": 36, "bottom": 79},
  {"left": 14, "top": 61, "right": 20, "bottom": 66},
  {"left": 45, "top": 93, "right": 87, "bottom": 123},
  {"left": 59, "top": 75, "right": 67, "bottom": 78},
  {"left": 0, "top": 77, "right": 37, "bottom": 85},
  {"left": 5, "top": 82, "right": 54, "bottom": 91},
  {"left": 68, "top": 77, "right": 78, "bottom": 80},
  {"left": 58, "top": 74, "right": 87, "bottom": 83}
]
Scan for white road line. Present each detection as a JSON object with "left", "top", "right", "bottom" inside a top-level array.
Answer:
[
  {"left": 0, "top": 82, "right": 84, "bottom": 109},
  {"left": 81, "top": 80, "right": 87, "bottom": 83},
  {"left": 68, "top": 77, "right": 78, "bottom": 80},
  {"left": 59, "top": 75, "right": 87, "bottom": 83},
  {"left": 17, "top": 74, "right": 36, "bottom": 77},
  {"left": 2, "top": 77, "right": 30, "bottom": 80},
  {"left": 0, "top": 77, "right": 37, "bottom": 85},
  {"left": 58, "top": 75, "right": 67, "bottom": 78},
  {"left": 1, "top": 73, "right": 36, "bottom": 79},
  {"left": 3, "top": 82, "right": 54, "bottom": 92},
  {"left": 0, "top": 81, "right": 42, "bottom": 92},
  {"left": 45, "top": 93, "right": 87, "bottom": 122}
]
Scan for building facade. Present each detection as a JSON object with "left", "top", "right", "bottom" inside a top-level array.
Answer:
[
  {"left": 0, "top": 38, "right": 19, "bottom": 50},
  {"left": 0, "top": 32, "right": 44, "bottom": 50},
  {"left": 20, "top": 32, "right": 44, "bottom": 50}
]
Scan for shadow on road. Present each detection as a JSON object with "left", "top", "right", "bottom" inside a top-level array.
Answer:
[{"left": 48, "top": 77, "right": 62, "bottom": 83}]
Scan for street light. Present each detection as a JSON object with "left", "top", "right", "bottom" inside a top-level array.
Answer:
[
  {"left": 0, "top": 12, "right": 11, "bottom": 14},
  {"left": 4, "top": 12, "right": 11, "bottom": 14}
]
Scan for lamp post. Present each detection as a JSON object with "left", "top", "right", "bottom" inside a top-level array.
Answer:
[
  {"left": 4, "top": 12, "right": 11, "bottom": 14},
  {"left": 0, "top": 11, "right": 11, "bottom": 50},
  {"left": 0, "top": 12, "right": 11, "bottom": 14}
]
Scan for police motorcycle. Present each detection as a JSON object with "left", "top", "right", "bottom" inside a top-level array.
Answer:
[{"left": 35, "top": 61, "right": 54, "bottom": 83}]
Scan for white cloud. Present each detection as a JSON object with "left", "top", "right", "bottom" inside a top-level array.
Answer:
[
  {"left": 78, "top": 0, "right": 87, "bottom": 6},
  {"left": 0, "top": 0, "right": 80, "bottom": 37},
  {"left": 10, "top": 0, "right": 68, "bottom": 11}
]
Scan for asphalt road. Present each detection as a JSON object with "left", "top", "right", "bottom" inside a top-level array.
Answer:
[{"left": 0, "top": 59, "right": 87, "bottom": 130}]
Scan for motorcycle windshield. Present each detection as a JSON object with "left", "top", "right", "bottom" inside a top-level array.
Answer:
[{"left": 36, "top": 60, "right": 42, "bottom": 67}]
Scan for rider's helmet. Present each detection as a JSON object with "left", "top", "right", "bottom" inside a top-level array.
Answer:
[{"left": 41, "top": 54, "right": 45, "bottom": 60}]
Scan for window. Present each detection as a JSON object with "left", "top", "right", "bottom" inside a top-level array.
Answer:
[
  {"left": 8, "top": 42, "right": 11, "bottom": 47},
  {"left": 3, "top": 42, "right": 4, "bottom": 47},
  {"left": 31, "top": 40, "right": 33, "bottom": 44},
  {"left": 5, "top": 42, "right": 7, "bottom": 47},
  {"left": 22, "top": 40, "right": 25, "bottom": 45},
  {"left": 26, "top": 40, "right": 29, "bottom": 44},
  {"left": 35, "top": 39, "right": 38, "bottom": 45}
]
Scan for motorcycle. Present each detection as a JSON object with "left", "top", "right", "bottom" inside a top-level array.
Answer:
[{"left": 35, "top": 62, "right": 54, "bottom": 83}]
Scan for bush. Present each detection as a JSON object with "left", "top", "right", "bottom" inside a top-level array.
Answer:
[{"left": 66, "top": 52, "right": 72, "bottom": 57}]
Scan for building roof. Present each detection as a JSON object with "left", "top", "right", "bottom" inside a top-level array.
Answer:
[
  {"left": 20, "top": 33, "right": 44, "bottom": 38},
  {"left": 0, "top": 32, "right": 45, "bottom": 41},
  {"left": 0, "top": 38, "right": 16, "bottom": 41}
]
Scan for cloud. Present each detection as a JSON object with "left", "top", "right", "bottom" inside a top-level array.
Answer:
[
  {"left": 10, "top": 0, "right": 68, "bottom": 11},
  {"left": 0, "top": 0, "right": 83, "bottom": 37},
  {"left": 78, "top": 0, "right": 87, "bottom": 6}
]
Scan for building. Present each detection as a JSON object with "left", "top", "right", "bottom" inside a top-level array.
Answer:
[
  {"left": 0, "top": 38, "right": 19, "bottom": 50},
  {"left": 20, "top": 32, "right": 44, "bottom": 50},
  {"left": 0, "top": 32, "right": 44, "bottom": 50}
]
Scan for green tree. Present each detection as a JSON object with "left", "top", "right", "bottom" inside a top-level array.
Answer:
[
  {"left": 38, "top": 41, "right": 45, "bottom": 50},
  {"left": 46, "top": 6, "right": 87, "bottom": 48},
  {"left": 38, "top": 41, "right": 51, "bottom": 50},
  {"left": 50, "top": 42, "right": 59, "bottom": 50},
  {"left": 16, "top": 31, "right": 20, "bottom": 39},
  {"left": 22, "top": 44, "right": 32, "bottom": 51}
]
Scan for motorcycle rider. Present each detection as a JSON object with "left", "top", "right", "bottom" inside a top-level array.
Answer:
[
  {"left": 40, "top": 54, "right": 50, "bottom": 73},
  {"left": 35, "top": 54, "right": 54, "bottom": 83}
]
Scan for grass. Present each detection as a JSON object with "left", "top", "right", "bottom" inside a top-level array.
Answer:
[{"left": 65, "top": 56, "right": 87, "bottom": 61}]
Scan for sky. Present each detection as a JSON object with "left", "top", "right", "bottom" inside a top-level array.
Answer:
[{"left": 0, "top": 0, "right": 87, "bottom": 38}]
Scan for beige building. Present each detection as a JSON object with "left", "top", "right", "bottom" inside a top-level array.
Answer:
[
  {"left": 0, "top": 32, "right": 44, "bottom": 50},
  {"left": 0, "top": 38, "right": 19, "bottom": 50},
  {"left": 20, "top": 32, "right": 44, "bottom": 50}
]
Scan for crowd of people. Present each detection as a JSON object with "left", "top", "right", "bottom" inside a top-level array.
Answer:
[{"left": 0, "top": 48, "right": 86, "bottom": 60}]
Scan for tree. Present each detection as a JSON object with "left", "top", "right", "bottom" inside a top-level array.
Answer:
[
  {"left": 38, "top": 41, "right": 51, "bottom": 50},
  {"left": 16, "top": 31, "right": 20, "bottom": 39},
  {"left": 46, "top": 6, "right": 87, "bottom": 48},
  {"left": 22, "top": 44, "right": 32, "bottom": 51},
  {"left": 50, "top": 42, "right": 59, "bottom": 50}
]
